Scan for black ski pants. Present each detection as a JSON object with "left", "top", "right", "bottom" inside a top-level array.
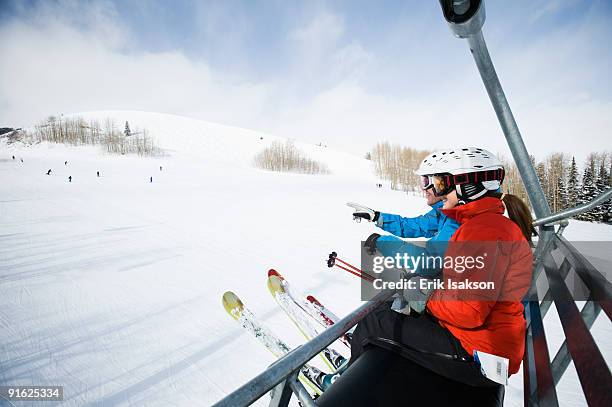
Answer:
[{"left": 349, "top": 302, "right": 498, "bottom": 388}]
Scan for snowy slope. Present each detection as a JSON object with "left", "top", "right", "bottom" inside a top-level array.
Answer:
[
  {"left": 1, "top": 111, "right": 610, "bottom": 406},
  {"left": 71, "top": 110, "right": 373, "bottom": 179}
]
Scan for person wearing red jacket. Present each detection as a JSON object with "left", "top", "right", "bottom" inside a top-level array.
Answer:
[
  {"left": 348, "top": 147, "right": 534, "bottom": 389},
  {"left": 426, "top": 194, "right": 533, "bottom": 376}
]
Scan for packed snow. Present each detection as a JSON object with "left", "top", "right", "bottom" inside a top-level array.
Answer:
[{"left": 1, "top": 111, "right": 610, "bottom": 406}]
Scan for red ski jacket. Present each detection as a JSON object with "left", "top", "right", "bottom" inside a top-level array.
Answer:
[{"left": 426, "top": 197, "right": 532, "bottom": 375}]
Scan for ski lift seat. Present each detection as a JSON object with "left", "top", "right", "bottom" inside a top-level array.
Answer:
[{"left": 316, "top": 344, "right": 504, "bottom": 407}]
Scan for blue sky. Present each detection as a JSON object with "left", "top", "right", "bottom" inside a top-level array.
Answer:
[{"left": 1, "top": 0, "right": 610, "bottom": 161}]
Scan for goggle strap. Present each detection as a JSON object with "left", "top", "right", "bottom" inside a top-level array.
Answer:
[{"left": 452, "top": 168, "right": 504, "bottom": 185}]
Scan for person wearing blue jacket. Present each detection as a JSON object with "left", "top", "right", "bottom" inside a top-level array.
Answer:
[
  {"left": 347, "top": 153, "right": 460, "bottom": 313},
  {"left": 349, "top": 206, "right": 458, "bottom": 279},
  {"left": 348, "top": 176, "right": 460, "bottom": 278},
  {"left": 377, "top": 199, "right": 445, "bottom": 239}
]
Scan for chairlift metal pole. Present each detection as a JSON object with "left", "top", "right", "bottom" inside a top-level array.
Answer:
[
  {"left": 439, "top": 0, "right": 552, "bottom": 220},
  {"left": 533, "top": 188, "right": 612, "bottom": 227},
  {"left": 439, "top": 6, "right": 558, "bottom": 404}
]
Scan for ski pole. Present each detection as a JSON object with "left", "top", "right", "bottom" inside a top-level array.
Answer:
[
  {"left": 335, "top": 257, "right": 364, "bottom": 274},
  {"left": 328, "top": 252, "right": 370, "bottom": 277},
  {"left": 335, "top": 263, "right": 374, "bottom": 282},
  {"left": 327, "top": 252, "right": 375, "bottom": 282}
]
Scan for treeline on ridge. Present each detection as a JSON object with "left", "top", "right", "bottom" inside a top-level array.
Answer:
[
  {"left": 18, "top": 116, "right": 162, "bottom": 157},
  {"left": 369, "top": 142, "right": 612, "bottom": 223}
]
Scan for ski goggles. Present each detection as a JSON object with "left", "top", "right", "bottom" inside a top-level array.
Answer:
[
  {"left": 423, "top": 168, "right": 505, "bottom": 197},
  {"left": 419, "top": 175, "right": 435, "bottom": 190},
  {"left": 419, "top": 174, "right": 451, "bottom": 194}
]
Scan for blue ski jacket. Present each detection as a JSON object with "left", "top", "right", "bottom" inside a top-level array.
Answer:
[{"left": 374, "top": 201, "right": 460, "bottom": 277}]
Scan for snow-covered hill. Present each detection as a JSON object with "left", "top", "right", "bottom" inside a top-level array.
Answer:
[
  {"left": 69, "top": 110, "right": 373, "bottom": 178},
  {"left": 1, "top": 111, "right": 610, "bottom": 406}
]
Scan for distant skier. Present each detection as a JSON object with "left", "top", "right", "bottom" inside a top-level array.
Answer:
[
  {"left": 20, "top": 158, "right": 23, "bottom": 163},
  {"left": 150, "top": 176, "right": 153, "bottom": 183},
  {"left": 46, "top": 169, "right": 52, "bottom": 175},
  {"left": 68, "top": 176, "right": 72, "bottom": 182},
  {"left": 159, "top": 166, "right": 162, "bottom": 171},
  {"left": 97, "top": 171, "right": 100, "bottom": 177},
  {"left": 12, "top": 155, "right": 15, "bottom": 160},
  {"left": 64, "top": 161, "right": 68, "bottom": 165}
]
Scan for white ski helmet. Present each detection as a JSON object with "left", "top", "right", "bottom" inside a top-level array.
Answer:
[
  {"left": 417, "top": 147, "right": 504, "bottom": 201},
  {"left": 416, "top": 151, "right": 445, "bottom": 176}
]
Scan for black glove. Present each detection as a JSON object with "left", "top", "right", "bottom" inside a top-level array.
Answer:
[
  {"left": 364, "top": 233, "right": 381, "bottom": 255},
  {"left": 347, "top": 202, "right": 380, "bottom": 222}
]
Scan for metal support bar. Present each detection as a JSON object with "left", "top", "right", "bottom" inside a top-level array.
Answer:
[
  {"left": 522, "top": 339, "right": 533, "bottom": 407},
  {"left": 268, "top": 378, "right": 293, "bottom": 407},
  {"left": 288, "top": 373, "right": 318, "bottom": 407},
  {"left": 212, "top": 289, "right": 395, "bottom": 407},
  {"left": 542, "top": 255, "right": 612, "bottom": 407},
  {"left": 533, "top": 188, "right": 612, "bottom": 227},
  {"left": 526, "top": 229, "right": 556, "bottom": 302},
  {"left": 556, "top": 220, "right": 569, "bottom": 236},
  {"left": 557, "top": 236, "right": 612, "bottom": 319},
  {"left": 551, "top": 300, "right": 602, "bottom": 386},
  {"left": 539, "top": 258, "right": 572, "bottom": 320},
  {"left": 524, "top": 300, "right": 559, "bottom": 407},
  {"left": 466, "top": 30, "right": 552, "bottom": 219}
]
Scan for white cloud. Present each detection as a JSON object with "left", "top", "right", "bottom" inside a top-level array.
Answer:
[
  {"left": 527, "top": 0, "right": 581, "bottom": 24},
  {"left": 330, "top": 42, "right": 374, "bottom": 81},
  {"left": 0, "top": 2, "right": 609, "bottom": 166},
  {"left": 284, "top": 11, "right": 349, "bottom": 85},
  {"left": 290, "top": 12, "right": 344, "bottom": 45},
  {"left": 0, "top": 12, "right": 272, "bottom": 129}
]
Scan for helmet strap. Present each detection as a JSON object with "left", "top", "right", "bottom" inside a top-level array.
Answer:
[
  {"left": 455, "top": 185, "right": 467, "bottom": 206},
  {"left": 456, "top": 183, "right": 487, "bottom": 202}
]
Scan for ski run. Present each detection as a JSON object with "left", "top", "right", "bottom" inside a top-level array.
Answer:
[{"left": 1, "top": 111, "right": 610, "bottom": 406}]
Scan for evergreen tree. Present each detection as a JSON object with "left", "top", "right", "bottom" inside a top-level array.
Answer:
[
  {"left": 596, "top": 160, "right": 611, "bottom": 222},
  {"left": 535, "top": 161, "right": 546, "bottom": 188},
  {"left": 534, "top": 161, "right": 548, "bottom": 208},
  {"left": 124, "top": 121, "right": 132, "bottom": 137},
  {"left": 576, "top": 156, "right": 597, "bottom": 221},
  {"left": 566, "top": 157, "right": 579, "bottom": 208},
  {"left": 608, "top": 162, "right": 612, "bottom": 222},
  {"left": 554, "top": 175, "right": 565, "bottom": 212},
  {"left": 560, "top": 176, "right": 569, "bottom": 210}
]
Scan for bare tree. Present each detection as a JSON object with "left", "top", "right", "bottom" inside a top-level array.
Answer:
[
  {"left": 30, "top": 116, "right": 162, "bottom": 157},
  {"left": 370, "top": 142, "right": 430, "bottom": 192},
  {"left": 253, "top": 141, "right": 330, "bottom": 175}
]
